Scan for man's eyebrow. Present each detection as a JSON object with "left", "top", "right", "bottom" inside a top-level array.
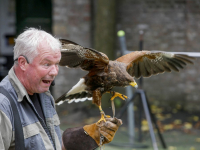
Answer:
[
  {"left": 41, "top": 58, "right": 60, "bottom": 64},
  {"left": 41, "top": 58, "right": 52, "bottom": 62}
]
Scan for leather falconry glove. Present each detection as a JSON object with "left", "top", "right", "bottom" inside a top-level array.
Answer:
[{"left": 83, "top": 117, "right": 122, "bottom": 146}]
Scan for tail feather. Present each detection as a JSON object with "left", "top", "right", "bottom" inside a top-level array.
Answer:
[
  {"left": 55, "top": 91, "right": 92, "bottom": 105},
  {"left": 55, "top": 90, "right": 69, "bottom": 104}
]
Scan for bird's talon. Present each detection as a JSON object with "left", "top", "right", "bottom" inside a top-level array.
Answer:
[
  {"left": 122, "top": 94, "right": 128, "bottom": 100},
  {"left": 110, "top": 92, "right": 128, "bottom": 101},
  {"left": 105, "top": 115, "right": 111, "bottom": 118},
  {"left": 98, "top": 115, "right": 107, "bottom": 123}
]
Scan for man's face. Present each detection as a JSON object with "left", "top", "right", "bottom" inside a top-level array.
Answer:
[{"left": 24, "top": 44, "right": 61, "bottom": 95}]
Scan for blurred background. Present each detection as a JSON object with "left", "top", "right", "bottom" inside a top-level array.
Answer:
[{"left": 0, "top": 0, "right": 200, "bottom": 149}]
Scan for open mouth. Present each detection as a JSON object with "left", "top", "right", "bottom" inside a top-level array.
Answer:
[{"left": 42, "top": 80, "right": 51, "bottom": 84}]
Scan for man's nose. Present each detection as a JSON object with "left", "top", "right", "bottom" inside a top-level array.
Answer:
[{"left": 49, "top": 65, "right": 59, "bottom": 76}]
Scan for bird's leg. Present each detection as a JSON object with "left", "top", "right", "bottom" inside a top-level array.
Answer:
[
  {"left": 93, "top": 89, "right": 110, "bottom": 123},
  {"left": 108, "top": 91, "right": 128, "bottom": 117},
  {"left": 98, "top": 106, "right": 110, "bottom": 123}
]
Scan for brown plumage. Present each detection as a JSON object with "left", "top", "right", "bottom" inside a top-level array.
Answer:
[{"left": 56, "top": 39, "right": 194, "bottom": 122}]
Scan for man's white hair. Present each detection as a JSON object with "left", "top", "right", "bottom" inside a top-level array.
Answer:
[{"left": 14, "top": 28, "right": 61, "bottom": 63}]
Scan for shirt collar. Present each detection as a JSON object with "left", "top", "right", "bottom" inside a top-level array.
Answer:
[{"left": 8, "top": 67, "right": 31, "bottom": 102}]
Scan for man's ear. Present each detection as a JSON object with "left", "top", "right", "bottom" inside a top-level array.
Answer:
[{"left": 17, "top": 56, "right": 29, "bottom": 71}]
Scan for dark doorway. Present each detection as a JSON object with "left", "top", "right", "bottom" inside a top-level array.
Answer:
[{"left": 16, "top": 0, "right": 52, "bottom": 35}]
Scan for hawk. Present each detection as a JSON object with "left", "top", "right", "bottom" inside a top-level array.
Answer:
[{"left": 56, "top": 39, "right": 194, "bottom": 122}]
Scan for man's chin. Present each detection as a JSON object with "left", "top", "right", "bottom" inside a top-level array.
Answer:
[{"left": 38, "top": 87, "right": 50, "bottom": 93}]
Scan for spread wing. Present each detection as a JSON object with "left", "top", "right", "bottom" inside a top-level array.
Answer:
[
  {"left": 59, "top": 39, "right": 109, "bottom": 71},
  {"left": 116, "top": 51, "right": 194, "bottom": 78}
]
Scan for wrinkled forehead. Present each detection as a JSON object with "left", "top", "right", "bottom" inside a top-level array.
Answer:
[{"left": 32, "top": 42, "right": 61, "bottom": 63}]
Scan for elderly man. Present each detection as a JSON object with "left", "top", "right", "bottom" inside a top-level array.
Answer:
[{"left": 0, "top": 28, "right": 122, "bottom": 150}]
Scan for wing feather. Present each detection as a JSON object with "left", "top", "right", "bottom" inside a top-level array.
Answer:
[
  {"left": 59, "top": 39, "right": 109, "bottom": 71},
  {"left": 175, "top": 55, "right": 194, "bottom": 64},
  {"left": 167, "top": 61, "right": 179, "bottom": 72},
  {"left": 165, "top": 58, "right": 183, "bottom": 69},
  {"left": 133, "top": 62, "right": 140, "bottom": 78},
  {"left": 143, "top": 58, "right": 153, "bottom": 76},
  {"left": 116, "top": 51, "right": 194, "bottom": 78},
  {"left": 139, "top": 61, "right": 149, "bottom": 77},
  {"left": 159, "top": 61, "right": 172, "bottom": 72}
]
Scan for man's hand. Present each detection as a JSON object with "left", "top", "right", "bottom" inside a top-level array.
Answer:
[{"left": 83, "top": 117, "right": 122, "bottom": 146}]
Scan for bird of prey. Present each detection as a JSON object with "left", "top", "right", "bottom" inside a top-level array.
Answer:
[{"left": 56, "top": 39, "right": 194, "bottom": 122}]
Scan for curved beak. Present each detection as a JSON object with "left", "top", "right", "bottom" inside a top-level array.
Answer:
[{"left": 130, "top": 81, "right": 138, "bottom": 89}]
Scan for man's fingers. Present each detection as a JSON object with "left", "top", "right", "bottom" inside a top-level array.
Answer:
[
  {"left": 105, "top": 117, "right": 123, "bottom": 126},
  {"left": 103, "top": 122, "right": 118, "bottom": 131},
  {"left": 100, "top": 126, "right": 115, "bottom": 135},
  {"left": 100, "top": 130, "right": 113, "bottom": 142}
]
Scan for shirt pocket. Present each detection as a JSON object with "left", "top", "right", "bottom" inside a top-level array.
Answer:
[
  {"left": 26, "top": 134, "right": 46, "bottom": 150},
  {"left": 23, "top": 122, "right": 53, "bottom": 150}
]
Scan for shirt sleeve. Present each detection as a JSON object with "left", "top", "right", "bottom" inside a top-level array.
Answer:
[
  {"left": 62, "top": 127, "right": 98, "bottom": 150},
  {"left": 0, "top": 109, "right": 13, "bottom": 150},
  {"left": 0, "top": 94, "right": 13, "bottom": 150}
]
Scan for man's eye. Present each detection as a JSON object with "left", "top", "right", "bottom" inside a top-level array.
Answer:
[{"left": 44, "top": 64, "right": 50, "bottom": 66}]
